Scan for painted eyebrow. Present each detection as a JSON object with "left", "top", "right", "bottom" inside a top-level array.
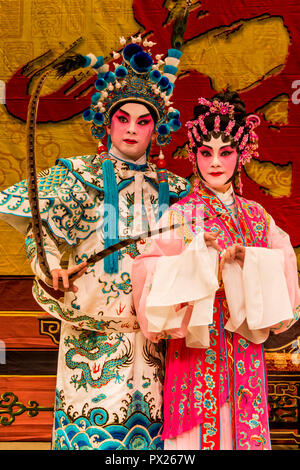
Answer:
[
  {"left": 137, "top": 113, "right": 151, "bottom": 119},
  {"left": 199, "top": 144, "right": 233, "bottom": 150},
  {"left": 117, "top": 109, "right": 130, "bottom": 117},
  {"left": 117, "top": 109, "right": 151, "bottom": 119}
]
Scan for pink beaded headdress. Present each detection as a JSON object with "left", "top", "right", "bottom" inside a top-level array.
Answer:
[{"left": 186, "top": 96, "right": 260, "bottom": 193}]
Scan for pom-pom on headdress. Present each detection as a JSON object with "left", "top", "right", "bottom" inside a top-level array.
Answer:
[
  {"left": 55, "top": 35, "right": 183, "bottom": 161},
  {"left": 186, "top": 95, "right": 260, "bottom": 192}
]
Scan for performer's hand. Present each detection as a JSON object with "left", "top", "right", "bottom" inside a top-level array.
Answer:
[
  {"left": 47, "top": 261, "right": 88, "bottom": 293},
  {"left": 219, "top": 244, "right": 245, "bottom": 270},
  {"left": 204, "top": 229, "right": 222, "bottom": 252}
]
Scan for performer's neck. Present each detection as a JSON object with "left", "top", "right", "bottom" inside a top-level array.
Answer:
[{"left": 109, "top": 145, "right": 147, "bottom": 166}]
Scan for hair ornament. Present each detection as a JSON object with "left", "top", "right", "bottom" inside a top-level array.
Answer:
[
  {"left": 224, "top": 119, "right": 235, "bottom": 136},
  {"left": 239, "top": 133, "right": 249, "bottom": 150},
  {"left": 198, "top": 97, "right": 235, "bottom": 118},
  {"left": 192, "top": 126, "right": 201, "bottom": 142},
  {"left": 197, "top": 115, "right": 208, "bottom": 135},
  {"left": 214, "top": 115, "right": 220, "bottom": 133},
  {"left": 245, "top": 114, "right": 261, "bottom": 130},
  {"left": 186, "top": 96, "right": 261, "bottom": 182},
  {"left": 234, "top": 126, "right": 244, "bottom": 142}
]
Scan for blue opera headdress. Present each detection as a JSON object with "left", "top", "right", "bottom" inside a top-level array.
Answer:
[{"left": 56, "top": 35, "right": 182, "bottom": 150}]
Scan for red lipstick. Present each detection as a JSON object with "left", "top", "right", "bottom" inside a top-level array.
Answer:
[
  {"left": 210, "top": 172, "right": 223, "bottom": 177},
  {"left": 124, "top": 139, "right": 137, "bottom": 144}
]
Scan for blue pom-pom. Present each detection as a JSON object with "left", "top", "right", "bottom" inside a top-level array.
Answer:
[
  {"left": 95, "top": 78, "right": 107, "bottom": 91},
  {"left": 158, "top": 76, "right": 170, "bottom": 90},
  {"left": 157, "top": 123, "right": 170, "bottom": 136},
  {"left": 165, "top": 83, "right": 174, "bottom": 96},
  {"left": 168, "top": 109, "right": 180, "bottom": 119},
  {"left": 130, "top": 51, "right": 153, "bottom": 73},
  {"left": 149, "top": 69, "right": 161, "bottom": 83},
  {"left": 167, "top": 48, "right": 183, "bottom": 59},
  {"left": 169, "top": 118, "right": 181, "bottom": 132},
  {"left": 93, "top": 112, "right": 105, "bottom": 126},
  {"left": 92, "top": 56, "right": 104, "bottom": 69},
  {"left": 115, "top": 66, "right": 128, "bottom": 78},
  {"left": 91, "top": 92, "right": 101, "bottom": 104},
  {"left": 123, "top": 43, "right": 143, "bottom": 62},
  {"left": 83, "top": 109, "right": 95, "bottom": 122},
  {"left": 104, "top": 71, "right": 115, "bottom": 83}
]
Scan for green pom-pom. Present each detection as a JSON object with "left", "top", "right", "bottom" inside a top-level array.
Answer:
[
  {"left": 169, "top": 118, "right": 181, "bottom": 132},
  {"left": 149, "top": 69, "right": 161, "bottom": 83},
  {"left": 91, "top": 92, "right": 101, "bottom": 104},
  {"left": 168, "top": 109, "right": 180, "bottom": 119},
  {"left": 158, "top": 76, "right": 170, "bottom": 90},
  {"left": 104, "top": 71, "right": 115, "bottom": 83},
  {"left": 83, "top": 109, "right": 95, "bottom": 122},
  {"left": 95, "top": 78, "right": 107, "bottom": 91},
  {"left": 115, "top": 66, "right": 128, "bottom": 78},
  {"left": 93, "top": 112, "right": 105, "bottom": 126}
]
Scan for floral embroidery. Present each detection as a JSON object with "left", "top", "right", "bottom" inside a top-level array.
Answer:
[
  {"left": 163, "top": 189, "right": 271, "bottom": 449},
  {"left": 236, "top": 360, "right": 246, "bottom": 375}
]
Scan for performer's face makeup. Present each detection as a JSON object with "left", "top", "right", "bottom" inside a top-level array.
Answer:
[
  {"left": 196, "top": 136, "right": 238, "bottom": 193},
  {"left": 108, "top": 103, "right": 155, "bottom": 160}
]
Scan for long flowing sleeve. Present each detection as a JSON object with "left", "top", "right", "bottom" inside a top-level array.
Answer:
[
  {"left": 132, "top": 209, "right": 220, "bottom": 347},
  {"left": 222, "top": 213, "right": 299, "bottom": 342},
  {"left": 267, "top": 215, "right": 300, "bottom": 333}
]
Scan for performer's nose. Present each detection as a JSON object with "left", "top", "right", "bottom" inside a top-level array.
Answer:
[
  {"left": 128, "top": 120, "right": 137, "bottom": 134},
  {"left": 212, "top": 153, "right": 220, "bottom": 166}
]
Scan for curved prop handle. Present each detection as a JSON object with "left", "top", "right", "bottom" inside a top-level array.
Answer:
[{"left": 26, "top": 70, "right": 52, "bottom": 278}]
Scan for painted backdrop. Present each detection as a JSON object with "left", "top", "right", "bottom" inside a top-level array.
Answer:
[{"left": 0, "top": 0, "right": 299, "bottom": 441}]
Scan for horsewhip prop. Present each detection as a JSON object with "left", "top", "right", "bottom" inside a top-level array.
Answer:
[
  {"left": 26, "top": 70, "right": 52, "bottom": 279},
  {"left": 84, "top": 213, "right": 223, "bottom": 268}
]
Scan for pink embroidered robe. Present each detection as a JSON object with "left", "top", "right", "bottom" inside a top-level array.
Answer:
[{"left": 132, "top": 182, "right": 299, "bottom": 450}]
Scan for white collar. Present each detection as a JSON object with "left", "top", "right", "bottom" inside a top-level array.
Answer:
[{"left": 211, "top": 185, "right": 234, "bottom": 205}]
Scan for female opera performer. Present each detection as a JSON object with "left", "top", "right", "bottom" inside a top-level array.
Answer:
[{"left": 132, "top": 91, "right": 300, "bottom": 450}]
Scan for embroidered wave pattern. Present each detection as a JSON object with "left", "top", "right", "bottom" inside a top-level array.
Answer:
[{"left": 53, "top": 396, "right": 163, "bottom": 450}]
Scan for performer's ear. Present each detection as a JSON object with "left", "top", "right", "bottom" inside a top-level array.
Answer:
[
  {"left": 107, "top": 125, "right": 111, "bottom": 135},
  {"left": 151, "top": 132, "right": 156, "bottom": 143}
]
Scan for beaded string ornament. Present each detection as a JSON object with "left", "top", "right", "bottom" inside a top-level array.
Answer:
[{"left": 186, "top": 97, "right": 260, "bottom": 193}]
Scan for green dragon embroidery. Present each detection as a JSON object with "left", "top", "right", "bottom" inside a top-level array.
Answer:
[
  {"left": 33, "top": 279, "right": 123, "bottom": 331},
  {"left": 99, "top": 272, "right": 132, "bottom": 305},
  {"left": 65, "top": 331, "right": 133, "bottom": 391}
]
